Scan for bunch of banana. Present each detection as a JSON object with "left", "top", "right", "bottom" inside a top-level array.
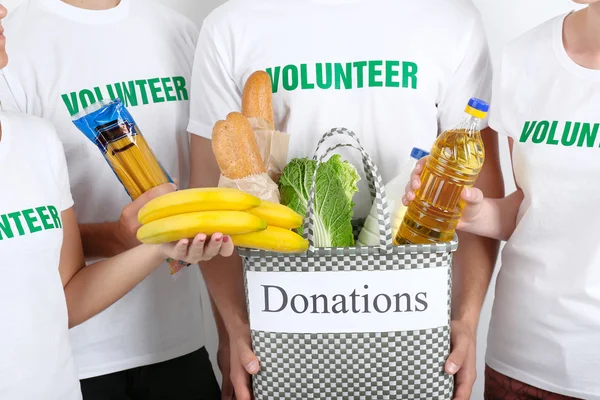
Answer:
[{"left": 136, "top": 188, "right": 308, "bottom": 253}]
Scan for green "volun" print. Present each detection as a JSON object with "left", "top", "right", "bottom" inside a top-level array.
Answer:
[
  {"left": 61, "top": 76, "right": 189, "bottom": 117},
  {"left": 0, "top": 205, "right": 63, "bottom": 241},
  {"left": 519, "top": 120, "right": 600, "bottom": 148},
  {"left": 266, "top": 60, "right": 419, "bottom": 93}
]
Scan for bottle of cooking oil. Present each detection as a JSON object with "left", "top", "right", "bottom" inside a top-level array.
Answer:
[
  {"left": 357, "top": 147, "right": 429, "bottom": 247},
  {"left": 395, "top": 98, "right": 488, "bottom": 245}
]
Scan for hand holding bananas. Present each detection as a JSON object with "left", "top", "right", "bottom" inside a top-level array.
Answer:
[
  {"left": 157, "top": 232, "right": 235, "bottom": 263},
  {"left": 136, "top": 188, "right": 309, "bottom": 253}
]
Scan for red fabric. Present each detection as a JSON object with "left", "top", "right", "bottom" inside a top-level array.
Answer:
[{"left": 484, "top": 366, "right": 582, "bottom": 400}]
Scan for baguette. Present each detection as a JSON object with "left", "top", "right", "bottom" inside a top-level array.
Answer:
[
  {"left": 212, "top": 112, "right": 266, "bottom": 179},
  {"left": 242, "top": 71, "right": 275, "bottom": 130}
]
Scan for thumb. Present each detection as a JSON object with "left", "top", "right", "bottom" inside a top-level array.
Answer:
[
  {"left": 237, "top": 338, "right": 260, "bottom": 375},
  {"left": 461, "top": 187, "right": 484, "bottom": 206},
  {"left": 124, "top": 182, "right": 177, "bottom": 227},
  {"left": 133, "top": 182, "right": 177, "bottom": 208},
  {"left": 445, "top": 330, "right": 471, "bottom": 375}
]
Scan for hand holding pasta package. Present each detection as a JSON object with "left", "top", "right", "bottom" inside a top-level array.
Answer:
[{"left": 72, "top": 99, "right": 172, "bottom": 199}]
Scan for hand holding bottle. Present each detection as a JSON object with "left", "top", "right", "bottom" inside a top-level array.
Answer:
[
  {"left": 401, "top": 156, "right": 485, "bottom": 232},
  {"left": 395, "top": 98, "right": 489, "bottom": 244}
]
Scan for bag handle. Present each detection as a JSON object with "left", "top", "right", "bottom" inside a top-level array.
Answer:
[{"left": 303, "top": 128, "right": 394, "bottom": 253}]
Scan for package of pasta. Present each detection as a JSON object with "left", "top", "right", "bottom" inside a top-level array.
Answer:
[{"left": 72, "top": 99, "right": 173, "bottom": 200}]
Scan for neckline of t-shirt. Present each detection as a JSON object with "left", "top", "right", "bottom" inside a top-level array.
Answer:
[
  {"left": 553, "top": 12, "right": 600, "bottom": 81},
  {"left": 38, "top": 0, "right": 130, "bottom": 24},
  {"left": 0, "top": 112, "right": 11, "bottom": 161}
]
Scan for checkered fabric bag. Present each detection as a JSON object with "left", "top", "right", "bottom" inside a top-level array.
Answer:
[{"left": 239, "top": 128, "right": 458, "bottom": 400}]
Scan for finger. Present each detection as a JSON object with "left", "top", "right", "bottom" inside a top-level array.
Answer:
[
  {"left": 413, "top": 157, "right": 427, "bottom": 175},
  {"left": 203, "top": 233, "right": 224, "bottom": 260},
  {"left": 453, "top": 350, "right": 476, "bottom": 400},
  {"left": 237, "top": 338, "right": 260, "bottom": 375},
  {"left": 221, "top": 381, "right": 234, "bottom": 398},
  {"left": 453, "top": 380, "right": 474, "bottom": 400},
  {"left": 414, "top": 160, "right": 423, "bottom": 173},
  {"left": 462, "top": 187, "right": 484, "bottom": 205},
  {"left": 125, "top": 183, "right": 177, "bottom": 226},
  {"left": 410, "top": 165, "right": 423, "bottom": 180},
  {"left": 220, "top": 236, "right": 235, "bottom": 257},
  {"left": 230, "top": 362, "right": 252, "bottom": 400},
  {"left": 445, "top": 331, "right": 471, "bottom": 375},
  {"left": 404, "top": 180, "right": 416, "bottom": 199},
  {"left": 168, "top": 238, "right": 189, "bottom": 261},
  {"left": 184, "top": 234, "right": 207, "bottom": 263},
  {"left": 135, "top": 182, "right": 177, "bottom": 206},
  {"left": 403, "top": 180, "right": 417, "bottom": 200}
]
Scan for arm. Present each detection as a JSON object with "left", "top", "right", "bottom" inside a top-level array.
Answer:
[
  {"left": 186, "top": 17, "right": 259, "bottom": 399},
  {"left": 451, "top": 128, "right": 505, "bottom": 334},
  {"left": 428, "top": 11, "right": 499, "bottom": 399},
  {"left": 79, "top": 221, "right": 129, "bottom": 258},
  {"left": 190, "top": 135, "right": 251, "bottom": 338},
  {"left": 59, "top": 205, "right": 233, "bottom": 328},
  {"left": 460, "top": 192, "right": 523, "bottom": 241},
  {"left": 445, "top": 128, "right": 504, "bottom": 400},
  {"left": 460, "top": 138, "right": 522, "bottom": 241},
  {"left": 61, "top": 207, "right": 166, "bottom": 327},
  {"left": 210, "top": 296, "right": 234, "bottom": 397},
  {"left": 190, "top": 136, "right": 258, "bottom": 399}
]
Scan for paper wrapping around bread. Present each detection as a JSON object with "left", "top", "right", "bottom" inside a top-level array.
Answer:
[
  {"left": 218, "top": 173, "right": 280, "bottom": 203},
  {"left": 212, "top": 112, "right": 281, "bottom": 202},
  {"left": 248, "top": 117, "right": 290, "bottom": 183}
]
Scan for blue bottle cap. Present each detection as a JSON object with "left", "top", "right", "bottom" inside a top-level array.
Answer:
[
  {"left": 411, "top": 147, "right": 429, "bottom": 160},
  {"left": 468, "top": 98, "right": 490, "bottom": 113}
]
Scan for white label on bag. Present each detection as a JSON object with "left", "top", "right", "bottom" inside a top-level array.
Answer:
[{"left": 246, "top": 268, "right": 449, "bottom": 334}]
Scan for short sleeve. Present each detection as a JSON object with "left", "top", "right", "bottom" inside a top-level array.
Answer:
[
  {"left": 187, "top": 20, "right": 242, "bottom": 138},
  {"left": 46, "top": 125, "right": 74, "bottom": 211},
  {"left": 488, "top": 51, "right": 511, "bottom": 137},
  {"left": 437, "top": 14, "right": 493, "bottom": 133}
]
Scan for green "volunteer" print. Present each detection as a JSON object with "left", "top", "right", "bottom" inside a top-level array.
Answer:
[
  {"left": 266, "top": 60, "right": 419, "bottom": 93},
  {"left": 520, "top": 120, "right": 600, "bottom": 148},
  {"left": 0, "top": 205, "right": 62, "bottom": 241},
  {"left": 61, "top": 76, "right": 189, "bottom": 117}
]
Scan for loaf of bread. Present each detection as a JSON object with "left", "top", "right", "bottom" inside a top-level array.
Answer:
[
  {"left": 212, "top": 112, "right": 266, "bottom": 179},
  {"left": 242, "top": 71, "right": 275, "bottom": 130}
]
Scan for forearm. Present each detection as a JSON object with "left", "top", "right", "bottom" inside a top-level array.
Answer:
[
  {"left": 200, "top": 254, "right": 249, "bottom": 335},
  {"left": 452, "top": 127, "right": 504, "bottom": 333},
  {"left": 190, "top": 135, "right": 249, "bottom": 334},
  {"left": 461, "top": 190, "right": 524, "bottom": 241},
  {"left": 210, "top": 296, "right": 230, "bottom": 345},
  {"left": 65, "top": 244, "right": 163, "bottom": 328},
  {"left": 452, "top": 232, "right": 498, "bottom": 333},
  {"left": 80, "top": 222, "right": 126, "bottom": 259}
]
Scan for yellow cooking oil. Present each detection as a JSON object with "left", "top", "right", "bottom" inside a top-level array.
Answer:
[{"left": 395, "top": 98, "right": 489, "bottom": 245}]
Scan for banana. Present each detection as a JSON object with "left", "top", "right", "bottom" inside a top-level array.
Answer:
[
  {"left": 137, "top": 211, "right": 266, "bottom": 245},
  {"left": 138, "top": 188, "right": 261, "bottom": 225},
  {"left": 231, "top": 226, "right": 309, "bottom": 253},
  {"left": 246, "top": 200, "right": 303, "bottom": 229}
]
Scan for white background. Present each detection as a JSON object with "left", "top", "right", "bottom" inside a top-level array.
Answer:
[{"left": 1, "top": 0, "right": 583, "bottom": 397}]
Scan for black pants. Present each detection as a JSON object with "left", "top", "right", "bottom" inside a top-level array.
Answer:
[{"left": 80, "top": 347, "right": 221, "bottom": 400}]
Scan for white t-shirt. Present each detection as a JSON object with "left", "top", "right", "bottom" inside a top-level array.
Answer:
[
  {"left": 188, "top": 0, "right": 492, "bottom": 216},
  {"left": 1, "top": 0, "right": 205, "bottom": 379},
  {"left": 0, "top": 111, "right": 81, "bottom": 400},
  {"left": 488, "top": 14, "right": 600, "bottom": 399}
]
